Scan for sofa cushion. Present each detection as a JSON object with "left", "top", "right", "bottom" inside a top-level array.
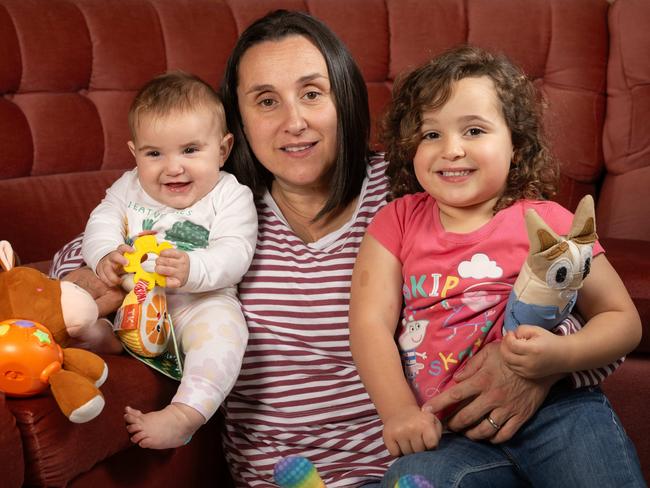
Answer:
[
  {"left": 67, "top": 420, "right": 230, "bottom": 488},
  {"left": 604, "top": 0, "right": 650, "bottom": 176},
  {"left": 7, "top": 354, "right": 188, "bottom": 486},
  {"left": 0, "top": 393, "right": 24, "bottom": 488},
  {"left": 597, "top": 166, "right": 650, "bottom": 241},
  {"left": 602, "top": 355, "right": 650, "bottom": 479},
  {"left": 601, "top": 0, "right": 650, "bottom": 241},
  {"left": 2, "top": 171, "right": 123, "bottom": 266}
]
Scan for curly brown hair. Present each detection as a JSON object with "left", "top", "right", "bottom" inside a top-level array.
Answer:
[{"left": 381, "top": 45, "right": 558, "bottom": 212}]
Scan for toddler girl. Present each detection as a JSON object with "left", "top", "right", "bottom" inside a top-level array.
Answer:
[{"left": 349, "top": 46, "right": 642, "bottom": 484}]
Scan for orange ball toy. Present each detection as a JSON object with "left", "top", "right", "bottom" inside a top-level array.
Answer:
[{"left": 0, "top": 318, "right": 63, "bottom": 397}]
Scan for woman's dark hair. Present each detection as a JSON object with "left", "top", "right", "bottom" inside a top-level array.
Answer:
[
  {"left": 381, "top": 45, "right": 558, "bottom": 212},
  {"left": 220, "top": 9, "right": 370, "bottom": 220}
]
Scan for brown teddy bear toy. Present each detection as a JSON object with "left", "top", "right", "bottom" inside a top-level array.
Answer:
[{"left": 0, "top": 240, "right": 110, "bottom": 422}]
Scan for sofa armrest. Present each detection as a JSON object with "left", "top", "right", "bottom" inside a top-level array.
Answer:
[
  {"left": 0, "top": 393, "right": 25, "bottom": 488},
  {"left": 7, "top": 354, "right": 176, "bottom": 486},
  {"left": 7, "top": 353, "right": 231, "bottom": 486},
  {"left": 600, "top": 238, "right": 650, "bottom": 353}
]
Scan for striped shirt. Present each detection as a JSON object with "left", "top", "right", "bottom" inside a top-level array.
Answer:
[{"left": 223, "top": 155, "right": 393, "bottom": 486}]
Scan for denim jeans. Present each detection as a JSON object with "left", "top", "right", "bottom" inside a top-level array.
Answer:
[{"left": 379, "top": 385, "right": 645, "bottom": 487}]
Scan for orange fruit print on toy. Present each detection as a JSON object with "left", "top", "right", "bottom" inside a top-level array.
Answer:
[
  {"left": 116, "top": 286, "right": 170, "bottom": 357},
  {"left": 142, "top": 289, "right": 170, "bottom": 351}
]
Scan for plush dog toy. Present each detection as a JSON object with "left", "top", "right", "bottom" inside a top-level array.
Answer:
[
  {"left": 503, "top": 195, "right": 597, "bottom": 333},
  {"left": 0, "top": 240, "right": 108, "bottom": 422}
]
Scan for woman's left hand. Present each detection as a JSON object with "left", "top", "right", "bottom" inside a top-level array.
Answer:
[
  {"left": 63, "top": 266, "right": 126, "bottom": 316},
  {"left": 421, "top": 341, "right": 561, "bottom": 443}
]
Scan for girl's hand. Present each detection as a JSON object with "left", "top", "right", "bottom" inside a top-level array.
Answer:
[
  {"left": 382, "top": 404, "right": 442, "bottom": 456},
  {"left": 500, "top": 326, "right": 568, "bottom": 378},
  {"left": 96, "top": 244, "right": 133, "bottom": 286},
  {"left": 155, "top": 248, "right": 190, "bottom": 288}
]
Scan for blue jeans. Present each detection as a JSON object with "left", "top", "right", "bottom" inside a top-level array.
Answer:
[{"left": 379, "top": 385, "right": 645, "bottom": 487}]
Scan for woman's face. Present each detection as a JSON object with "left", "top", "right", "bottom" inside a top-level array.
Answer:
[{"left": 236, "top": 35, "right": 338, "bottom": 193}]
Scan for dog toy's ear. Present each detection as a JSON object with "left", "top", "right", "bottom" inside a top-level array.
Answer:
[
  {"left": 0, "top": 240, "right": 15, "bottom": 271},
  {"left": 568, "top": 194, "right": 597, "bottom": 245},
  {"left": 524, "top": 210, "right": 561, "bottom": 255}
]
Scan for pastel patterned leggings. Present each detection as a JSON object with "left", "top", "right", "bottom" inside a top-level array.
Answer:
[{"left": 167, "top": 287, "right": 248, "bottom": 422}]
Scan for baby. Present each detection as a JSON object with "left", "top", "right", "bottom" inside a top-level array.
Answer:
[{"left": 82, "top": 71, "right": 257, "bottom": 449}]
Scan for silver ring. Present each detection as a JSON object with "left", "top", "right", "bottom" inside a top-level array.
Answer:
[{"left": 486, "top": 415, "right": 501, "bottom": 431}]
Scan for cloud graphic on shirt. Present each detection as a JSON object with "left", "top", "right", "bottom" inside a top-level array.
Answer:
[{"left": 458, "top": 253, "right": 503, "bottom": 279}]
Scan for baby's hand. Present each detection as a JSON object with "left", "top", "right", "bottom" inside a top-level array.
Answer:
[
  {"left": 500, "top": 325, "right": 567, "bottom": 378},
  {"left": 155, "top": 248, "right": 190, "bottom": 288},
  {"left": 96, "top": 244, "right": 133, "bottom": 286},
  {"left": 382, "top": 404, "right": 442, "bottom": 457}
]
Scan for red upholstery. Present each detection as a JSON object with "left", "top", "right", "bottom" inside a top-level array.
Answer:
[
  {"left": 600, "top": 0, "right": 650, "bottom": 241},
  {"left": 602, "top": 356, "right": 650, "bottom": 476},
  {"left": 0, "top": 0, "right": 648, "bottom": 485},
  {"left": 6, "top": 356, "right": 226, "bottom": 487},
  {"left": 0, "top": 394, "right": 24, "bottom": 488}
]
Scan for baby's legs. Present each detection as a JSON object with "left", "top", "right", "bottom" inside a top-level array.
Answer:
[{"left": 125, "top": 289, "right": 248, "bottom": 449}]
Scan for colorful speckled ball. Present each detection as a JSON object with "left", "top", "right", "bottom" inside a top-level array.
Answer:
[
  {"left": 273, "top": 456, "right": 325, "bottom": 488},
  {"left": 394, "top": 474, "right": 434, "bottom": 488},
  {"left": 0, "top": 319, "right": 63, "bottom": 396}
]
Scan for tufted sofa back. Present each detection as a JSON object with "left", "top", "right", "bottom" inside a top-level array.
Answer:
[
  {"left": 599, "top": 0, "right": 650, "bottom": 241},
  {"left": 0, "top": 0, "right": 645, "bottom": 266}
]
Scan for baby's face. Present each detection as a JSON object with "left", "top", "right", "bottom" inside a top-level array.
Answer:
[{"left": 128, "top": 107, "right": 232, "bottom": 209}]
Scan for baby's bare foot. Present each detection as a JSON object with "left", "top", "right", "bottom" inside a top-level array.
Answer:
[{"left": 124, "top": 403, "right": 205, "bottom": 449}]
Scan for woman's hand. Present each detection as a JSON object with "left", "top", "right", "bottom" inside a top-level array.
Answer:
[
  {"left": 63, "top": 266, "right": 125, "bottom": 317},
  {"left": 382, "top": 404, "right": 442, "bottom": 456},
  {"left": 421, "top": 341, "right": 561, "bottom": 443}
]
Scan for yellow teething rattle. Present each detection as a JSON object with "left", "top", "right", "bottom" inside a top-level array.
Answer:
[{"left": 123, "top": 235, "right": 173, "bottom": 289}]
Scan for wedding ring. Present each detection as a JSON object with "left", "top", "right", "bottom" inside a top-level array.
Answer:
[{"left": 486, "top": 415, "right": 501, "bottom": 431}]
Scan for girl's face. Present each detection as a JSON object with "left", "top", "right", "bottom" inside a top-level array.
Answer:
[
  {"left": 413, "top": 76, "right": 514, "bottom": 221},
  {"left": 236, "top": 35, "right": 338, "bottom": 194}
]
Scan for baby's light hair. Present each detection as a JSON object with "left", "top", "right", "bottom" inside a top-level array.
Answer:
[
  {"left": 381, "top": 45, "right": 558, "bottom": 211},
  {"left": 128, "top": 70, "right": 227, "bottom": 140}
]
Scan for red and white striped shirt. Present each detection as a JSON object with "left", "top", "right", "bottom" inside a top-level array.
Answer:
[{"left": 223, "top": 155, "right": 393, "bottom": 486}]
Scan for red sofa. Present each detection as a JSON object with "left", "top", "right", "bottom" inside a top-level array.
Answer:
[{"left": 1, "top": 0, "right": 648, "bottom": 486}]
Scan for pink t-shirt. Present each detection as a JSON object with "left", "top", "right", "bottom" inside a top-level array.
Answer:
[{"left": 368, "top": 193, "right": 603, "bottom": 406}]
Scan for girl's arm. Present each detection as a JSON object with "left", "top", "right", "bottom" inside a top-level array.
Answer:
[
  {"left": 349, "top": 234, "right": 441, "bottom": 456},
  {"left": 501, "top": 254, "right": 641, "bottom": 377}
]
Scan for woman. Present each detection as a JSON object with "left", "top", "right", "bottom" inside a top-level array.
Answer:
[
  {"left": 216, "top": 12, "right": 396, "bottom": 484},
  {"left": 53, "top": 10, "right": 629, "bottom": 487}
]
